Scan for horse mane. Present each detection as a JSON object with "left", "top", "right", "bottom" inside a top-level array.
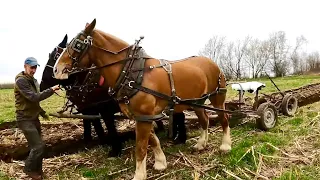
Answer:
[{"left": 93, "top": 29, "right": 130, "bottom": 50}]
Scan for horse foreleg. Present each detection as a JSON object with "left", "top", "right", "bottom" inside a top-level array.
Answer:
[
  {"left": 210, "top": 96, "right": 232, "bottom": 152},
  {"left": 101, "top": 112, "right": 122, "bottom": 157},
  {"left": 133, "top": 121, "right": 152, "bottom": 180},
  {"left": 173, "top": 112, "right": 187, "bottom": 144},
  {"left": 219, "top": 110, "right": 231, "bottom": 152},
  {"left": 91, "top": 118, "right": 106, "bottom": 144},
  {"left": 149, "top": 130, "right": 167, "bottom": 170},
  {"left": 82, "top": 119, "right": 92, "bottom": 143},
  {"left": 193, "top": 108, "right": 209, "bottom": 151}
]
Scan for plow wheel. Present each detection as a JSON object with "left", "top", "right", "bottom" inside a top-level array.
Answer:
[
  {"left": 253, "top": 97, "right": 267, "bottom": 110},
  {"left": 256, "top": 102, "right": 278, "bottom": 130},
  {"left": 281, "top": 94, "right": 298, "bottom": 116}
]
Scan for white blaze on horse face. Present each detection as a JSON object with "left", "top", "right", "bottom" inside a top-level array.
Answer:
[
  {"left": 133, "top": 155, "right": 147, "bottom": 180},
  {"left": 53, "top": 48, "right": 68, "bottom": 79}
]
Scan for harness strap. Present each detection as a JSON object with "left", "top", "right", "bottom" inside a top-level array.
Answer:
[{"left": 159, "top": 59, "right": 176, "bottom": 139}]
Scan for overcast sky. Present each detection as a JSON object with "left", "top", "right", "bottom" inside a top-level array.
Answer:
[{"left": 0, "top": 0, "right": 319, "bottom": 83}]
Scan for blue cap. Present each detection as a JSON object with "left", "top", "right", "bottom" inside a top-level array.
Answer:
[{"left": 24, "top": 57, "right": 40, "bottom": 67}]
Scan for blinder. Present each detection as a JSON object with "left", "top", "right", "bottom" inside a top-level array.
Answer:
[
  {"left": 66, "top": 31, "right": 93, "bottom": 67},
  {"left": 54, "top": 47, "right": 64, "bottom": 61}
]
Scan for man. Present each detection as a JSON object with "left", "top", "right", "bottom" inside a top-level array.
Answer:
[{"left": 14, "top": 57, "right": 60, "bottom": 180}]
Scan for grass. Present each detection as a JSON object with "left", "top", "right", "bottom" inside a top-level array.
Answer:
[
  {"left": 0, "top": 171, "right": 12, "bottom": 180},
  {"left": 0, "top": 89, "right": 65, "bottom": 123},
  {"left": 1, "top": 75, "right": 320, "bottom": 179},
  {"left": 275, "top": 165, "right": 320, "bottom": 180},
  {"left": 226, "top": 74, "right": 320, "bottom": 98}
]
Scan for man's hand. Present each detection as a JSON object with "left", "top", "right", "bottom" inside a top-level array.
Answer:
[
  {"left": 40, "top": 111, "right": 50, "bottom": 120},
  {"left": 51, "top": 85, "right": 60, "bottom": 91},
  {"left": 42, "top": 113, "right": 50, "bottom": 120}
]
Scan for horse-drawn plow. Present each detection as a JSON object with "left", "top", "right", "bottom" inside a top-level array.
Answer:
[{"left": 1, "top": 81, "right": 320, "bottom": 164}]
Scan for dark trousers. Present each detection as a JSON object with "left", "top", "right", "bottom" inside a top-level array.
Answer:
[{"left": 17, "top": 119, "right": 45, "bottom": 173}]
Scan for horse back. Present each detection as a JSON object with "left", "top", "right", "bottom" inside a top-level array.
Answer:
[{"left": 142, "top": 56, "right": 224, "bottom": 101}]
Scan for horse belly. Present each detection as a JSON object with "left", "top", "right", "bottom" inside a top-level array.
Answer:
[{"left": 174, "top": 66, "right": 208, "bottom": 100}]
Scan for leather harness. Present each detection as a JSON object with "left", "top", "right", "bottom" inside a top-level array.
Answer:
[{"left": 64, "top": 32, "right": 228, "bottom": 138}]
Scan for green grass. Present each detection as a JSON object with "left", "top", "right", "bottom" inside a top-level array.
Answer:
[
  {"left": 275, "top": 165, "right": 320, "bottom": 180},
  {"left": 0, "top": 89, "right": 65, "bottom": 123},
  {"left": 227, "top": 74, "right": 320, "bottom": 98},
  {"left": 0, "top": 171, "right": 13, "bottom": 180}
]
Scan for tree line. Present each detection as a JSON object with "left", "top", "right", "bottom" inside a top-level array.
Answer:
[{"left": 199, "top": 31, "right": 320, "bottom": 80}]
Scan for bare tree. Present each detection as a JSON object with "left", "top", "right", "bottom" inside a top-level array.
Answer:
[
  {"left": 233, "top": 35, "right": 251, "bottom": 79},
  {"left": 198, "top": 35, "right": 226, "bottom": 62},
  {"left": 268, "top": 31, "right": 290, "bottom": 77},
  {"left": 219, "top": 42, "right": 235, "bottom": 80},
  {"left": 290, "top": 35, "right": 307, "bottom": 74},
  {"left": 245, "top": 39, "right": 270, "bottom": 78},
  {"left": 306, "top": 51, "right": 320, "bottom": 71}
]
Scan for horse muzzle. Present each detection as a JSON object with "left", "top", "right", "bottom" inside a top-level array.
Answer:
[{"left": 53, "top": 64, "right": 69, "bottom": 79}]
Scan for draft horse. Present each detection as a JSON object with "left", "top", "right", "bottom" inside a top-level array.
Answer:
[
  {"left": 41, "top": 34, "right": 187, "bottom": 157},
  {"left": 40, "top": 34, "right": 124, "bottom": 157},
  {"left": 53, "top": 19, "right": 231, "bottom": 180}
]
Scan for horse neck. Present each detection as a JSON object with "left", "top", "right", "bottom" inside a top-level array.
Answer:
[{"left": 89, "top": 32, "right": 129, "bottom": 88}]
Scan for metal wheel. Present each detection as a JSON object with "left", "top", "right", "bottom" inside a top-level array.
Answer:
[
  {"left": 281, "top": 94, "right": 298, "bottom": 116},
  {"left": 256, "top": 102, "right": 278, "bottom": 130},
  {"left": 253, "top": 97, "right": 267, "bottom": 110}
]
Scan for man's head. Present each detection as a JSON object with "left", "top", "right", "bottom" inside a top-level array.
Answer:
[{"left": 24, "top": 57, "right": 40, "bottom": 77}]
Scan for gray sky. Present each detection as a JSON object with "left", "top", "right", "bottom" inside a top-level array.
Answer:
[{"left": 1, "top": 0, "right": 319, "bottom": 83}]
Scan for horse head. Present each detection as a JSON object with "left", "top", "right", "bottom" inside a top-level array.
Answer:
[
  {"left": 40, "top": 34, "right": 69, "bottom": 91},
  {"left": 53, "top": 19, "right": 131, "bottom": 89}
]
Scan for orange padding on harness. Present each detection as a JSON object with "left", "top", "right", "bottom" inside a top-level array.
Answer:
[{"left": 99, "top": 76, "right": 105, "bottom": 86}]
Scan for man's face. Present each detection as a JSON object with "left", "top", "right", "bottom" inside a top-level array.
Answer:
[{"left": 24, "top": 64, "right": 37, "bottom": 77}]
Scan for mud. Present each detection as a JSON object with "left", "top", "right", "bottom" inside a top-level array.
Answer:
[
  {"left": 0, "top": 120, "right": 135, "bottom": 162},
  {"left": 2, "top": 82, "right": 320, "bottom": 161},
  {"left": 267, "top": 82, "right": 320, "bottom": 107}
]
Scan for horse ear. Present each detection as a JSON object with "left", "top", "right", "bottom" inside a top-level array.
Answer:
[
  {"left": 59, "top": 34, "right": 68, "bottom": 48},
  {"left": 84, "top": 18, "right": 96, "bottom": 34}
]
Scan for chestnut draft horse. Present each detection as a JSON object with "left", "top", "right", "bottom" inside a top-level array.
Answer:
[{"left": 53, "top": 19, "right": 231, "bottom": 180}]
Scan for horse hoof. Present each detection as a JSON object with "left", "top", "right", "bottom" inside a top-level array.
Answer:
[
  {"left": 193, "top": 142, "right": 206, "bottom": 151},
  {"left": 132, "top": 178, "right": 145, "bottom": 180},
  {"left": 219, "top": 144, "right": 231, "bottom": 153},
  {"left": 153, "top": 161, "right": 167, "bottom": 171},
  {"left": 132, "top": 174, "right": 147, "bottom": 180}
]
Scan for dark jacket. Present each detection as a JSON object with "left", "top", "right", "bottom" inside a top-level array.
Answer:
[{"left": 14, "top": 71, "right": 54, "bottom": 121}]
